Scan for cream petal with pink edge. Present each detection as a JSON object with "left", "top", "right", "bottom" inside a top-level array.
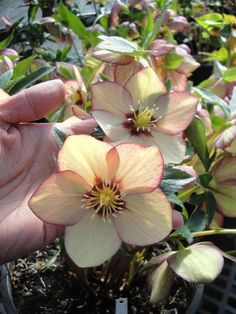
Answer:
[
  {"left": 125, "top": 68, "right": 166, "bottom": 108},
  {"left": 91, "top": 81, "right": 133, "bottom": 116},
  {"left": 65, "top": 214, "right": 122, "bottom": 267},
  {"left": 58, "top": 135, "right": 112, "bottom": 185},
  {"left": 155, "top": 92, "right": 198, "bottom": 135},
  {"left": 114, "top": 143, "right": 163, "bottom": 193},
  {"left": 115, "top": 189, "right": 172, "bottom": 245},
  {"left": 92, "top": 110, "right": 129, "bottom": 141},
  {"left": 167, "top": 71, "right": 187, "bottom": 92},
  {"left": 29, "top": 170, "right": 87, "bottom": 225},
  {"left": 151, "top": 131, "right": 186, "bottom": 164},
  {"left": 114, "top": 60, "right": 147, "bottom": 86},
  {"left": 106, "top": 146, "right": 120, "bottom": 180}
]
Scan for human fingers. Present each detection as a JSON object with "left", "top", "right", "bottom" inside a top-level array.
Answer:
[
  {"left": 0, "top": 80, "right": 65, "bottom": 123},
  {"left": 57, "top": 116, "right": 97, "bottom": 136}
]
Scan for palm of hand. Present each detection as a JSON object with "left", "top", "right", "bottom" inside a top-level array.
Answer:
[
  {"left": 0, "top": 80, "right": 96, "bottom": 263},
  {"left": 0, "top": 122, "right": 62, "bottom": 262}
]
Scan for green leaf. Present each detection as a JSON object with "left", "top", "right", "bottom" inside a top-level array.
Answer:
[
  {"left": 8, "top": 66, "right": 54, "bottom": 94},
  {"left": 13, "top": 56, "right": 36, "bottom": 79},
  {"left": 55, "top": 1, "right": 87, "bottom": 39},
  {"left": 0, "top": 70, "right": 13, "bottom": 89},
  {"left": 223, "top": 67, "right": 236, "bottom": 83},
  {"left": 189, "top": 193, "right": 207, "bottom": 206},
  {"left": 165, "top": 52, "right": 183, "bottom": 70},
  {"left": 193, "top": 87, "right": 230, "bottom": 117},
  {"left": 167, "top": 193, "right": 185, "bottom": 208},
  {"left": 199, "top": 173, "right": 212, "bottom": 188},
  {"left": 57, "top": 65, "right": 74, "bottom": 80},
  {"left": 196, "top": 13, "right": 224, "bottom": 31},
  {"left": 143, "top": 0, "right": 173, "bottom": 49},
  {"left": 187, "top": 209, "right": 207, "bottom": 232},
  {"left": 171, "top": 224, "right": 193, "bottom": 241},
  {"left": 53, "top": 126, "right": 68, "bottom": 147},
  {"left": 161, "top": 166, "right": 193, "bottom": 196},
  {"left": 185, "top": 117, "right": 209, "bottom": 170},
  {"left": 0, "top": 33, "right": 14, "bottom": 50},
  {"left": 207, "top": 47, "right": 228, "bottom": 62},
  {"left": 206, "top": 192, "right": 217, "bottom": 224},
  {"left": 97, "top": 35, "right": 141, "bottom": 55},
  {"left": 211, "top": 114, "right": 226, "bottom": 131}
]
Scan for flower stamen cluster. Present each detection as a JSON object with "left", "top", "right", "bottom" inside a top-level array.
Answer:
[
  {"left": 82, "top": 181, "right": 125, "bottom": 222},
  {"left": 125, "top": 101, "right": 161, "bottom": 135}
]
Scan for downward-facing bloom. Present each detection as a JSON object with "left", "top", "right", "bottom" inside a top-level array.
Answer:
[
  {"left": 146, "top": 242, "right": 230, "bottom": 303},
  {"left": 29, "top": 135, "right": 172, "bottom": 267},
  {"left": 92, "top": 68, "right": 198, "bottom": 164}
]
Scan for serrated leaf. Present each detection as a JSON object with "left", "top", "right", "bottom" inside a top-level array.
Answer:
[
  {"left": 8, "top": 66, "right": 54, "bottom": 94},
  {"left": 161, "top": 166, "right": 193, "bottom": 196},
  {"left": 187, "top": 209, "right": 207, "bottom": 232},
  {"left": 170, "top": 224, "right": 193, "bottom": 240},
  {"left": 193, "top": 87, "right": 230, "bottom": 117},
  {"left": 0, "top": 70, "right": 13, "bottom": 89}
]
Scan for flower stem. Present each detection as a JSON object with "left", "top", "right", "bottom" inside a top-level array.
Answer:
[{"left": 192, "top": 228, "right": 236, "bottom": 238}]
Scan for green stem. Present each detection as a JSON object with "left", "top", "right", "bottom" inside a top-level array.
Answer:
[
  {"left": 225, "top": 249, "right": 236, "bottom": 256},
  {"left": 178, "top": 185, "right": 202, "bottom": 202},
  {"left": 192, "top": 228, "right": 236, "bottom": 238}
]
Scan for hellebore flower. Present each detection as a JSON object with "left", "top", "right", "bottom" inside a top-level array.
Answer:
[
  {"left": 146, "top": 242, "right": 232, "bottom": 303},
  {"left": 92, "top": 68, "right": 198, "bottom": 164},
  {"left": 209, "top": 157, "right": 236, "bottom": 217},
  {"left": 161, "top": 9, "right": 190, "bottom": 33},
  {"left": 29, "top": 135, "right": 172, "bottom": 268},
  {"left": 150, "top": 40, "right": 200, "bottom": 91}
]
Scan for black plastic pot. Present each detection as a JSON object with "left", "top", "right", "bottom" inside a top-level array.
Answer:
[
  {"left": 0, "top": 264, "right": 17, "bottom": 314},
  {"left": 0, "top": 262, "right": 203, "bottom": 314}
]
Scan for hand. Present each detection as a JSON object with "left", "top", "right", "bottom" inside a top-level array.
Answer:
[{"left": 0, "top": 80, "right": 96, "bottom": 263}]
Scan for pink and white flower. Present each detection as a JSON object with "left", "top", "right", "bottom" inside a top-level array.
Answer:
[
  {"left": 29, "top": 135, "right": 172, "bottom": 268},
  {"left": 92, "top": 68, "right": 198, "bottom": 164}
]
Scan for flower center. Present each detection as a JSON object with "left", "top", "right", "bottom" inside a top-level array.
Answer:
[
  {"left": 133, "top": 107, "right": 155, "bottom": 129},
  {"left": 124, "top": 101, "right": 161, "bottom": 136},
  {"left": 82, "top": 181, "right": 125, "bottom": 222}
]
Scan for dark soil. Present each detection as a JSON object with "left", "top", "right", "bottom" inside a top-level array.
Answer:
[{"left": 9, "top": 240, "right": 196, "bottom": 314}]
